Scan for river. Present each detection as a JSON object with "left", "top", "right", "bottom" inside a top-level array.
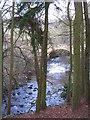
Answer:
[{"left": 2, "top": 56, "right": 70, "bottom": 117}]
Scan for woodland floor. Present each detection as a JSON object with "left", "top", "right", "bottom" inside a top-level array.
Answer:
[{"left": 4, "top": 99, "right": 89, "bottom": 119}]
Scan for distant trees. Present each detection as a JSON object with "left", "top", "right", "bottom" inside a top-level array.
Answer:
[
  {"left": 7, "top": 2, "right": 15, "bottom": 115},
  {"left": 0, "top": 10, "right": 3, "bottom": 119}
]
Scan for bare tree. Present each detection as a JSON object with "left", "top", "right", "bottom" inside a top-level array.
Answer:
[{"left": 7, "top": 2, "right": 15, "bottom": 115}]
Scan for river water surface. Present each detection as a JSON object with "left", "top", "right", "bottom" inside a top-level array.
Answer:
[{"left": 2, "top": 56, "right": 70, "bottom": 117}]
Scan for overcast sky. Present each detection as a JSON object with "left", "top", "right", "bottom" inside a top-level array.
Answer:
[{"left": 0, "top": 0, "right": 90, "bottom": 21}]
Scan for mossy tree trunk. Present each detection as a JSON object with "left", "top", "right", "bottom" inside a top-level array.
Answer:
[
  {"left": 83, "top": 1, "right": 89, "bottom": 103},
  {"left": 88, "top": 19, "right": 90, "bottom": 110},
  {"left": 80, "top": 2, "right": 85, "bottom": 96},
  {"left": 72, "top": 2, "right": 82, "bottom": 110},
  {"left": 31, "top": 27, "right": 40, "bottom": 87},
  {"left": 67, "top": 2, "right": 72, "bottom": 104},
  {"left": 7, "top": 2, "right": 15, "bottom": 115},
  {"left": 35, "top": 2, "right": 49, "bottom": 112},
  {"left": 30, "top": 3, "right": 49, "bottom": 112},
  {"left": 89, "top": 19, "right": 90, "bottom": 107},
  {"left": 40, "top": 2, "right": 49, "bottom": 110},
  {"left": 32, "top": 30, "right": 42, "bottom": 112},
  {"left": 0, "top": 10, "right": 3, "bottom": 119}
]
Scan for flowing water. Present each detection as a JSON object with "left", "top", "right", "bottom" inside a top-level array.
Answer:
[{"left": 2, "top": 56, "right": 70, "bottom": 117}]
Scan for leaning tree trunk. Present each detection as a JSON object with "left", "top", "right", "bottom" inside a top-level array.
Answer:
[
  {"left": 0, "top": 10, "right": 3, "bottom": 119},
  {"left": 72, "top": 2, "right": 82, "bottom": 110},
  {"left": 7, "top": 2, "right": 15, "bottom": 115}
]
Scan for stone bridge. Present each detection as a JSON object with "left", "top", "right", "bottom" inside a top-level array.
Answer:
[{"left": 48, "top": 48, "right": 70, "bottom": 59}]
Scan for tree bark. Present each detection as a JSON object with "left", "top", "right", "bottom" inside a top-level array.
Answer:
[
  {"left": 0, "top": 10, "right": 3, "bottom": 119},
  {"left": 31, "top": 29, "right": 42, "bottom": 113},
  {"left": 72, "top": 2, "right": 82, "bottom": 110},
  {"left": 83, "top": 1, "right": 89, "bottom": 103},
  {"left": 67, "top": 2, "right": 72, "bottom": 104},
  {"left": 36, "top": 2, "right": 49, "bottom": 111},
  {"left": 40, "top": 2, "right": 49, "bottom": 110},
  {"left": 80, "top": 2, "right": 85, "bottom": 96},
  {"left": 89, "top": 20, "right": 90, "bottom": 115},
  {"left": 7, "top": 2, "right": 15, "bottom": 115}
]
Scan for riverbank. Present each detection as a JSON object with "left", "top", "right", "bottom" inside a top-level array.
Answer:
[{"left": 4, "top": 98, "right": 88, "bottom": 119}]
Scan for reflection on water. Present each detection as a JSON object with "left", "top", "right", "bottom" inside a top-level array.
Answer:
[{"left": 2, "top": 57, "right": 70, "bottom": 117}]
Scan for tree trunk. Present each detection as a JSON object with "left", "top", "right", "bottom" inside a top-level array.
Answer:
[
  {"left": 36, "top": 45, "right": 43, "bottom": 112},
  {"left": 67, "top": 2, "right": 72, "bottom": 104},
  {"left": 31, "top": 30, "right": 42, "bottom": 113},
  {"left": 72, "top": 2, "right": 82, "bottom": 110},
  {"left": 0, "top": 10, "right": 3, "bottom": 119},
  {"left": 89, "top": 20, "right": 90, "bottom": 113},
  {"left": 40, "top": 2, "right": 49, "bottom": 110},
  {"left": 7, "top": 2, "right": 15, "bottom": 115},
  {"left": 83, "top": 1, "right": 89, "bottom": 103},
  {"left": 36, "top": 2, "right": 49, "bottom": 111},
  {"left": 80, "top": 2, "right": 85, "bottom": 96}
]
